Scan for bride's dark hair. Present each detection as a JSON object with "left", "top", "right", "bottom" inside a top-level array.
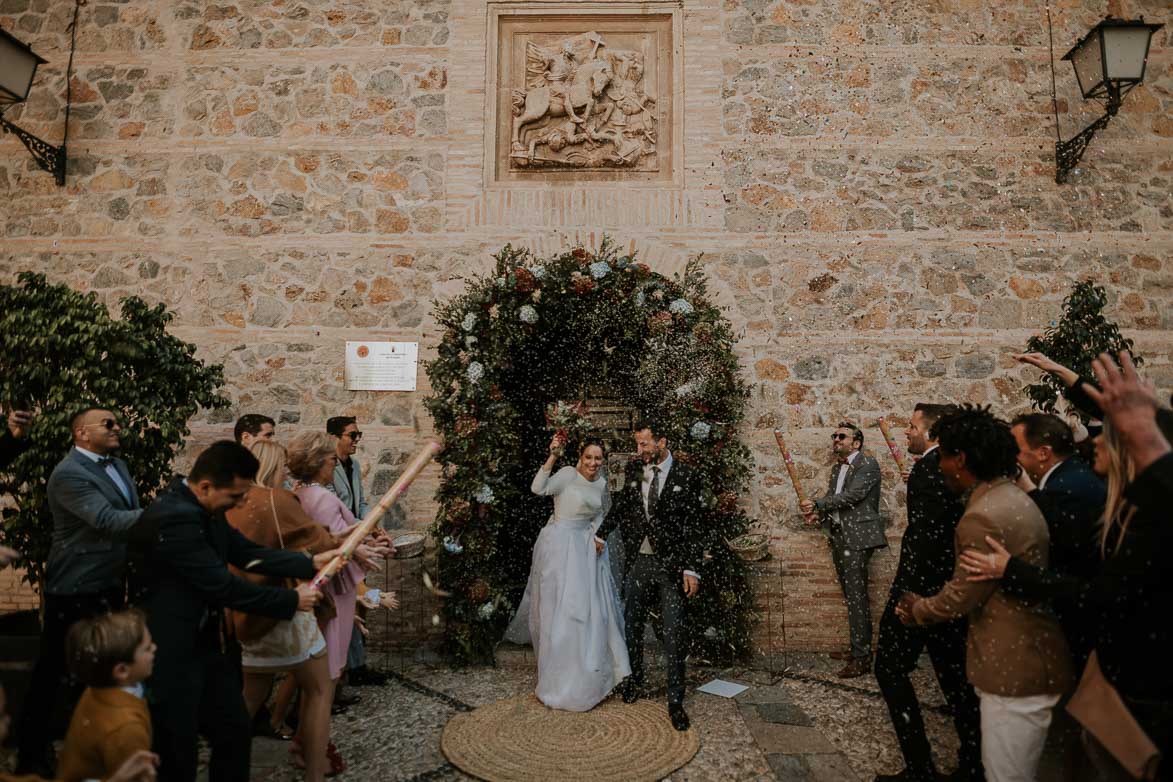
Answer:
[{"left": 575, "top": 436, "right": 606, "bottom": 459}]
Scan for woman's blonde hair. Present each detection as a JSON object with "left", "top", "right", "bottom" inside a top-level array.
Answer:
[
  {"left": 250, "top": 439, "right": 288, "bottom": 489},
  {"left": 1098, "top": 420, "right": 1137, "bottom": 557},
  {"left": 287, "top": 431, "right": 337, "bottom": 482}
]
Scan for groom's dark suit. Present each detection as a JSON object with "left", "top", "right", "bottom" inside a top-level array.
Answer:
[{"left": 597, "top": 453, "right": 704, "bottom": 706}]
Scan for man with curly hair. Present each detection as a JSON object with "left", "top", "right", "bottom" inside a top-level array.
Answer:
[{"left": 897, "top": 405, "right": 1072, "bottom": 782}]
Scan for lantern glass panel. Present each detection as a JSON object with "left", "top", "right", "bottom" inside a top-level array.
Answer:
[
  {"left": 0, "top": 35, "right": 40, "bottom": 106},
  {"left": 1070, "top": 32, "right": 1105, "bottom": 98},
  {"left": 1102, "top": 26, "right": 1153, "bottom": 82}
]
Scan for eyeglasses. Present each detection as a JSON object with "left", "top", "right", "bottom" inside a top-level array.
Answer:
[
  {"left": 344, "top": 431, "right": 363, "bottom": 441},
  {"left": 83, "top": 418, "right": 120, "bottom": 431},
  {"left": 831, "top": 433, "right": 850, "bottom": 441}
]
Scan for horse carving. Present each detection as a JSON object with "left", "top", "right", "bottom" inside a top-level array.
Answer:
[{"left": 510, "top": 36, "right": 613, "bottom": 159}]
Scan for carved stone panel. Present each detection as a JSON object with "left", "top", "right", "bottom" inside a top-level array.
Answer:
[{"left": 487, "top": 5, "right": 680, "bottom": 186}]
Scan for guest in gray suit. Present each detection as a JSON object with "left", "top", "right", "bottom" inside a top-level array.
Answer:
[
  {"left": 327, "top": 416, "right": 369, "bottom": 520},
  {"left": 16, "top": 406, "right": 144, "bottom": 775},
  {"left": 325, "top": 415, "right": 385, "bottom": 691},
  {"left": 800, "top": 421, "right": 886, "bottom": 678}
]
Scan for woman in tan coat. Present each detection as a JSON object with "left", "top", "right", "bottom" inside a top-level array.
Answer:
[{"left": 226, "top": 441, "right": 384, "bottom": 780}]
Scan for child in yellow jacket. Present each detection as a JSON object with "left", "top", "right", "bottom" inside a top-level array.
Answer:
[{"left": 57, "top": 609, "right": 156, "bottom": 782}]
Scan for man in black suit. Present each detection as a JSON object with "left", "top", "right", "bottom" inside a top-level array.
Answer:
[
  {"left": 136, "top": 441, "right": 330, "bottom": 782},
  {"left": 17, "top": 406, "right": 143, "bottom": 775},
  {"left": 596, "top": 421, "right": 704, "bottom": 732},
  {"left": 1008, "top": 412, "right": 1104, "bottom": 666},
  {"left": 874, "top": 404, "right": 981, "bottom": 782}
]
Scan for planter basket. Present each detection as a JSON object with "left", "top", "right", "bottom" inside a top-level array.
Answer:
[
  {"left": 726, "top": 525, "right": 769, "bottom": 561},
  {"left": 392, "top": 532, "right": 427, "bottom": 559}
]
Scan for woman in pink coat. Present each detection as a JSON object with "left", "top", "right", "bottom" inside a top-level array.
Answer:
[{"left": 287, "top": 430, "right": 385, "bottom": 775}]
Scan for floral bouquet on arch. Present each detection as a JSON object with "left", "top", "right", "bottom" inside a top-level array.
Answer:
[{"left": 545, "top": 400, "right": 591, "bottom": 454}]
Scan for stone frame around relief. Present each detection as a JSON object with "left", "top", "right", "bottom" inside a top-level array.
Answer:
[{"left": 484, "top": 1, "right": 684, "bottom": 189}]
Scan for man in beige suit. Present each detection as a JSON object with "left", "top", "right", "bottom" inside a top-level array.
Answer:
[{"left": 897, "top": 405, "right": 1072, "bottom": 782}]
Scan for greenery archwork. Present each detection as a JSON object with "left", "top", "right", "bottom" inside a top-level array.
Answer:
[
  {"left": 425, "top": 240, "right": 757, "bottom": 664},
  {"left": 1024, "top": 279, "right": 1140, "bottom": 419},
  {"left": 0, "top": 272, "right": 230, "bottom": 589}
]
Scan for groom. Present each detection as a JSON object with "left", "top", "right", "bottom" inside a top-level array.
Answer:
[{"left": 596, "top": 420, "right": 703, "bottom": 731}]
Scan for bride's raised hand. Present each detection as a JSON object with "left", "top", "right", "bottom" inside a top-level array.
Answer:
[{"left": 542, "top": 432, "right": 566, "bottom": 470}]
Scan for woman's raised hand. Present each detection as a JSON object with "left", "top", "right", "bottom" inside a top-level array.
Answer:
[
  {"left": 549, "top": 432, "right": 567, "bottom": 455},
  {"left": 1012, "top": 352, "right": 1079, "bottom": 387}
]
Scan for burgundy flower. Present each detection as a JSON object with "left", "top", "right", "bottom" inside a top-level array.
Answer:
[
  {"left": 514, "top": 267, "right": 537, "bottom": 293},
  {"left": 467, "top": 579, "right": 490, "bottom": 603},
  {"left": 571, "top": 273, "right": 595, "bottom": 295},
  {"left": 455, "top": 415, "right": 479, "bottom": 437},
  {"left": 648, "top": 310, "right": 673, "bottom": 334}
]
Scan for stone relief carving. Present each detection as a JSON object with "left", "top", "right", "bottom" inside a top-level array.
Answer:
[{"left": 509, "top": 31, "right": 657, "bottom": 170}]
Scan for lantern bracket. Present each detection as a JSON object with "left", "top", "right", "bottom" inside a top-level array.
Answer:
[
  {"left": 0, "top": 0, "right": 83, "bottom": 187},
  {"left": 1054, "top": 84, "right": 1124, "bottom": 185},
  {"left": 0, "top": 115, "right": 68, "bottom": 186}
]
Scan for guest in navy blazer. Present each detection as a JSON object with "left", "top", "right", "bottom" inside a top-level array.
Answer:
[
  {"left": 1009, "top": 412, "right": 1105, "bottom": 666},
  {"left": 17, "top": 406, "right": 144, "bottom": 776},
  {"left": 136, "top": 441, "right": 327, "bottom": 782}
]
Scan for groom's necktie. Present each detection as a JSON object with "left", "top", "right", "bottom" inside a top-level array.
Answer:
[{"left": 640, "top": 466, "right": 661, "bottom": 555}]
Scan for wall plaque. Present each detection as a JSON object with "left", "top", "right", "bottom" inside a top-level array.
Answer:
[
  {"left": 345, "top": 341, "right": 419, "bottom": 391},
  {"left": 486, "top": 4, "right": 682, "bottom": 187}
]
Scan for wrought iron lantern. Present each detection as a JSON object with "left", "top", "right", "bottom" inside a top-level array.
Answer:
[
  {"left": 1055, "top": 17, "right": 1164, "bottom": 183},
  {"left": 0, "top": 3, "right": 82, "bottom": 187}
]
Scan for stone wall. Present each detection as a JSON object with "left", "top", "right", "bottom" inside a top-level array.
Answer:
[{"left": 2, "top": 0, "right": 1170, "bottom": 656}]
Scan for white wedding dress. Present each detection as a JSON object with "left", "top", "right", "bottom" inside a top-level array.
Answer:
[{"left": 504, "top": 465, "right": 632, "bottom": 711}]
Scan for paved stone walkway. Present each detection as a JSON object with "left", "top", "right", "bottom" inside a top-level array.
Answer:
[
  {"left": 5, "top": 649, "right": 974, "bottom": 781},
  {"left": 227, "top": 650, "right": 875, "bottom": 781},
  {"left": 0, "top": 647, "right": 1082, "bottom": 782}
]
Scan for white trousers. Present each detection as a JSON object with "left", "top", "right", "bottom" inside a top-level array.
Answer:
[{"left": 976, "top": 688, "right": 1061, "bottom": 782}]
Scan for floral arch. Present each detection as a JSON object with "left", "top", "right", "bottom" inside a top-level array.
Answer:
[{"left": 425, "top": 239, "right": 756, "bottom": 663}]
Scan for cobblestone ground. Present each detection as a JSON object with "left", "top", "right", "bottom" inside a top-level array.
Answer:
[
  {"left": 3, "top": 648, "right": 1069, "bottom": 781},
  {"left": 232, "top": 649, "right": 970, "bottom": 782}
]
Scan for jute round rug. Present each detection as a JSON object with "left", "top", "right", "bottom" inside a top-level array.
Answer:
[{"left": 441, "top": 694, "right": 700, "bottom": 781}]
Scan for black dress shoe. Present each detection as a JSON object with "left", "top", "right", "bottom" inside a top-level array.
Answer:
[
  {"left": 334, "top": 692, "right": 361, "bottom": 708},
  {"left": 668, "top": 703, "right": 690, "bottom": 732},
  {"left": 837, "top": 658, "right": 871, "bottom": 679},
  {"left": 348, "top": 666, "right": 390, "bottom": 686},
  {"left": 620, "top": 680, "right": 642, "bottom": 704}
]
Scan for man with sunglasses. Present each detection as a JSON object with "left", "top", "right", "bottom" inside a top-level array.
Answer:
[
  {"left": 327, "top": 416, "right": 369, "bottom": 521},
  {"left": 17, "top": 407, "right": 144, "bottom": 775},
  {"left": 325, "top": 415, "right": 386, "bottom": 690},
  {"left": 800, "top": 421, "right": 886, "bottom": 678}
]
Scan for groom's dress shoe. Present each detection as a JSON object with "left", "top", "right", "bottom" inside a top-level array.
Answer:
[
  {"left": 668, "top": 704, "right": 690, "bottom": 732},
  {"left": 620, "top": 680, "right": 642, "bottom": 704}
]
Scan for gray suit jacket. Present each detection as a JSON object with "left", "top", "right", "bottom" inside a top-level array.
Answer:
[
  {"left": 332, "top": 456, "right": 369, "bottom": 520},
  {"left": 45, "top": 448, "right": 143, "bottom": 595},
  {"left": 814, "top": 451, "right": 887, "bottom": 551}
]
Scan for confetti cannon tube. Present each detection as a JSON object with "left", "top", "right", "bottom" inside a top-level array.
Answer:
[
  {"left": 772, "top": 430, "right": 810, "bottom": 506},
  {"left": 309, "top": 440, "right": 441, "bottom": 592},
  {"left": 877, "top": 417, "right": 907, "bottom": 476}
]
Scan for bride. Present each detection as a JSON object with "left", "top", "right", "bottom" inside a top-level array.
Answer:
[{"left": 505, "top": 433, "right": 632, "bottom": 711}]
